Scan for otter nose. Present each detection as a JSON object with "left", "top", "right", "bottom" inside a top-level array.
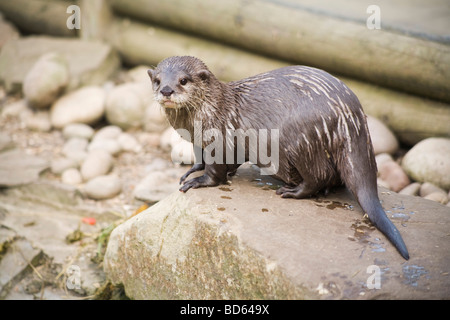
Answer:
[{"left": 160, "top": 86, "right": 174, "bottom": 97}]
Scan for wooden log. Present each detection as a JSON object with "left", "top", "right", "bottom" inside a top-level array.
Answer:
[
  {"left": 0, "top": 0, "right": 76, "bottom": 37},
  {"left": 342, "top": 78, "right": 450, "bottom": 145},
  {"left": 79, "top": 0, "right": 113, "bottom": 41},
  {"left": 106, "top": 18, "right": 450, "bottom": 145},
  {"left": 110, "top": 0, "right": 450, "bottom": 103},
  {"left": 106, "top": 19, "right": 290, "bottom": 81}
]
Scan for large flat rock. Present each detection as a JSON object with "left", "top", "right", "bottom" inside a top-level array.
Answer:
[
  {"left": 104, "top": 164, "right": 450, "bottom": 299},
  {"left": 0, "top": 36, "right": 120, "bottom": 93}
]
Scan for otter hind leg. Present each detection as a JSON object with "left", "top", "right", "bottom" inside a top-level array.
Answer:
[{"left": 276, "top": 181, "right": 320, "bottom": 199}]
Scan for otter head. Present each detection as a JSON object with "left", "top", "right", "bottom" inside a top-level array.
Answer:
[{"left": 147, "top": 56, "right": 212, "bottom": 109}]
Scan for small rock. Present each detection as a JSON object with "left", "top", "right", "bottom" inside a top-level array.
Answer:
[
  {"left": 171, "top": 140, "right": 195, "bottom": 165},
  {"left": 133, "top": 169, "right": 184, "bottom": 203},
  {"left": 367, "top": 116, "right": 399, "bottom": 155},
  {"left": 160, "top": 127, "right": 177, "bottom": 151},
  {"left": 144, "top": 157, "right": 170, "bottom": 173},
  {"left": 84, "top": 174, "right": 122, "bottom": 200},
  {"left": 62, "top": 137, "right": 89, "bottom": 165},
  {"left": 126, "top": 65, "right": 152, "bottom": 83},
  {"left": 375, "top": 153, "right": 394, "bottom": 168},
  {"left": 50, "top": 157, "right": 78, "bottom": 175},
  {"left": 50, "top": 86, "right": 106, "bottom": 129},
  {"left": 88, "top": 138, "right": 122, "bottom": 156},
  {"left": 23, "top": 52, "right": 69, "bottom": 109},
  {"left": 419, "top": 182, "right": 447, "bottom": 198},
  {"left": 378, "top": 160, "right": 410, "bottom": 192},
  {"left": 1, "top": 99, "right": 28, "bottom": 118},
  {"left": 105, "top": 83, "right": 148, "bottom": 129},
  {"left": 80, "top": 149, "right": 113, "bottom": 181},
  {"left": 376, "top": 178, "right": 390, "bottom": 189},
  {"left": 144, "top": 101, "right": 168, "bottom": 133},
  {"left": 0, "top": 149, "right": 49, "bottom": 187},
  {"left": 92, "top": 125, "right": 122, "bottom": 141},
  {"left": 138, "top": 132, "right": 161, "bottom": 148},
  {"left": 117, "top": 133, "right": 142, "bottom": 153},
  {"left": 402, "top": 137, "right": 450, "bottom": 190},
  {"left": 25, "top": 110, "right": 52, "bottom": 132},
  {"left": 0, "top": 15, "right": 20, "bottom": 49},
  {"left": 63, "top": 123, "right": 94, "bottom": 140},
  {"left": 0, "top": 36, "right": 120, "bottom": 93},
  {"left": 398, "top": 182, "right": 421, "bottom": 196},
  {"left": 61, "top": 168, "right": 82, "bottom": 185},
  {"left": 423, "top": 192, "right": 449, "bottom": 205},
  {"left": 160, "top": 127, "right": 195, "bottom": 164}
]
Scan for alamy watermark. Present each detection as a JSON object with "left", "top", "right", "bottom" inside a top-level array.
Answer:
[
  {"left": 366, "top": 5, "right": 381, "bottom": 30},
  {"left": 66, "top": 5, "right": 81, "bottom": 30},
  {"left": 366, "top": 265, "right": 381, "bottom": 289},
  {"left": 173, "top": 120, "right": 280, "bottom": 175}
]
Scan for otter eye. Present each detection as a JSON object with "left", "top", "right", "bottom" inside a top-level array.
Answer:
[
  {"left": 179, "top": 78, "right": 188, "bottom": 86},
  {"left": 153, "top": 78, "right": 160, "bottom": 86}
]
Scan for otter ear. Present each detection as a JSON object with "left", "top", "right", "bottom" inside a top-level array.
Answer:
[
  {"left": 197, "top": 69, "right": 210, "bottom": 81},
  {"left": 147, "top": 69, "right": 154, "bottom": 81}
]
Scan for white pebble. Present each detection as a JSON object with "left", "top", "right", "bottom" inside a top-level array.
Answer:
[
  {"left": 63, "top": 123, "right": 94, "bottom": 140},
  {"left": 80, "top": 149, "right": 113, "bottom": 181},
  {"left": 61, "top": 168, "right": 82, "bottom": 185},
  {"left": 84, "top": 174, "right": 122, "bottom": 200}
]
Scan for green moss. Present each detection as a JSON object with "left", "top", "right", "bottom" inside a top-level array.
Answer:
[{"left": 118, "top": 221, "right": 309, "bottom": 300}]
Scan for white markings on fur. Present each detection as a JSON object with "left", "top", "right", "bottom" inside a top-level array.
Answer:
[{"left": 321, "top": 115, "right": 332, "bottom": 148}]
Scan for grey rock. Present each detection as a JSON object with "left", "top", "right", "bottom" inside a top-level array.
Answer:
[
  {"left": 0, "top": 148, "right": 49, "bottom": 187},
  {"left": 117, "top": 133, "right": 142, "bottom": 153},
  {"left": 126, "top": 65, "right": 152, "bottom": 83},
  {"left": 133, "top": 168, "right": 186, "bottom": 203},
  {"left": 50, "top": 157, "right": 78, "bottom": 175},
  {"left": 420, "top": 182, "right": 447, "bottom": 197},
  {"left": 159, "top": 127, "right": 195, "bottom": 164},
  {"left": 62, "top": 137, "right": 89, "bottom": 165},
  {"left": 402, "top": 137, "right": 450, "bottom": 190},
  {"left": 0, "top": 16, "right": 19, "bottom": 49},
  {"left": 61, "top": 168, "right": 83, "bottom": 185},
  {"left": 84, "top": 174, "right": 122, "bottom": 200},
  {"left": 63, "top": 123, "right": 94, "bottom": 140},
  {"left": 92, "top": 125, "right": 122, "bottom": 141},
  {"left": 25, "top": 110, "right": 52, "bottom": 132},
  {"left": 0, "top": 235, "right": 43, "bottom": 299},
  {"left": 80, "top": 149, "right": 113, "bottom": 181},
  {"left": 367, "top": 116, "right": 399, "bottom": 155},
  {"left": 377, "top": 159, "right": 410, "bottom": 192},
  {"left": 1, "top": 99, "right": 28, "bottom": 118},
  {"left": 105, "top": 82, "right": 148, "bottom": 129},
  {"left": 0, "top": 36, "right": 120, "bottom": 93},
  {"left": 104, "top": 164, "right": 450, "bottom": 299},
  {"left": 144, "top": 101, "right": 168, "bottom": 133},
  {"left": 50, "top": 86, "right": 106, "bottom": 129},
  {"left": 423, "top": 192, "right": 448, "bottom": 205},
  {"left": 398, "top": 182, "right": 421, "bottom": 196},
  {"left": 87, "top": 138, "right": 122, "bottom": 156},
  {"left": 22, "top": 52, "right": 69, "bottom": 109}
]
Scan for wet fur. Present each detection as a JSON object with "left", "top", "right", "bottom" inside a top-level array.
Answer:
[{"left": 148, "top": 56, "right": 409, "bottom": 260}]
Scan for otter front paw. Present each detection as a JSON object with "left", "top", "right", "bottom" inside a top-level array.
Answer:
[
  {"left": 179, "top": 174, "right": 219, "bottom": 193},
  {"left": 179, "top": 163, "right": 205, "bottom": 184}
]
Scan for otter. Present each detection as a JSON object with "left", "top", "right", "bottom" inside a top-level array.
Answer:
[{"left": 147, "top": 56, "right": 409, "bottom": 260}]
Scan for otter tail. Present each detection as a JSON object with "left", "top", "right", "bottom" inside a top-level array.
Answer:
[{"left": 355, "top": 188, "right": 410, "bottom": 260}]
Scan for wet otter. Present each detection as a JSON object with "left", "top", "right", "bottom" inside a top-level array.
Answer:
[{"left": 147, "top": 56, "right": 409, "bottom": 260}]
